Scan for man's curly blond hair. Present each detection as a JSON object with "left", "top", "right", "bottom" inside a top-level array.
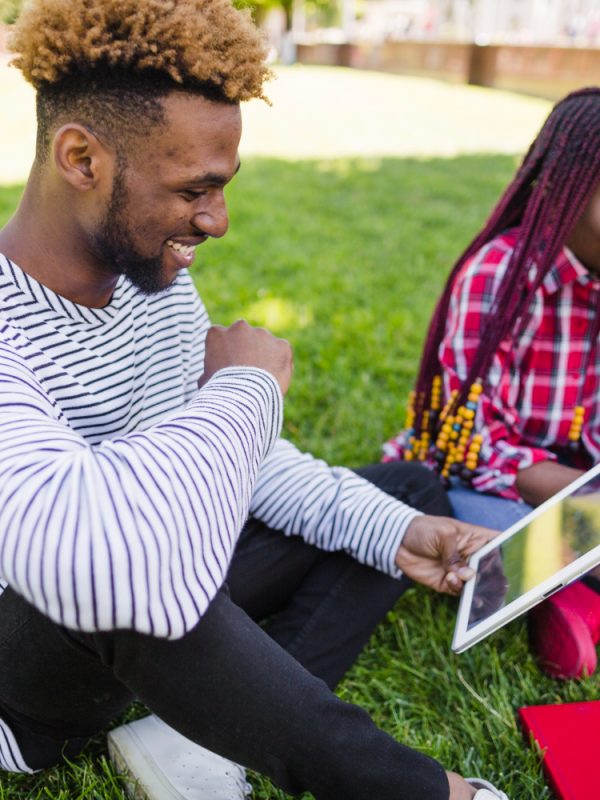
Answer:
[
  {"left": 9, "top": 0, "right": 272, "bottom": 162},
  {"left": 10, "top": 0, "right": 271, "bottom": 103}
]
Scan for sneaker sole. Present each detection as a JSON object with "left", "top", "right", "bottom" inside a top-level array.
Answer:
[{"left": 108, "top": 725, "right": 186, "bottom": 800}]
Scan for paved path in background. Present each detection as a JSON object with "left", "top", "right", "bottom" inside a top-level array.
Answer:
[
  {"left": 1, "top": 59, "right": 36, "bottom": 184},
  {"left": 243, "top": 65, "right": 551, "bottom": 160},
  {"left": 0, "top": 63, "right": 551, "bottom": 185}
]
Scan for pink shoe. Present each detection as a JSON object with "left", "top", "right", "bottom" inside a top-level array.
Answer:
[{"left": 529, "top": 581, "right": 600, "bottom": 679}]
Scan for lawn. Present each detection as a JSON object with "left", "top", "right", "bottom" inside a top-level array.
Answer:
[{"left": 1, "top": 67, "right": 596, "bottom": 800}]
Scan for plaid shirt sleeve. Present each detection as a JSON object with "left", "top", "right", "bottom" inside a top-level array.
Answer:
[{"left": 440, "top": 241, "right": 556, "bottom": 500}]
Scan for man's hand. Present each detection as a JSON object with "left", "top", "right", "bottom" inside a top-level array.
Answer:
[
  {"left": 447, "top": 772, "right": 477, "bottom": 799},
  {"left": 198, "top": 320, "right": 294, "bottom": 396},
  {"left": 395, "top": 515, "right": 499, "bottom": 595}
]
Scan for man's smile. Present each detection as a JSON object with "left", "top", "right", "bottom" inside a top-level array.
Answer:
[{"left": 165, "top": 236, "right": 207, "bottom": 268}]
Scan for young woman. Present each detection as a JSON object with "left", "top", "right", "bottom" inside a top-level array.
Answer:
[{"left": 384, "top": 87, "right": 600, "bottom": 680}]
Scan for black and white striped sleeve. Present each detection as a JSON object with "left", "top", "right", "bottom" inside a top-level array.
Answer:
[
  {"left": 0, "top": 361, "right": 282, "bottom": 638},
  {"left": 249, "top": 439, "right": 421, "bottom": 578}
]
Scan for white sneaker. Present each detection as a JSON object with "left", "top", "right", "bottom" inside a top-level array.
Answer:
[
  {"left": 107, "top": 715, "right": 252, "bottom": 800},
  {"left": 466, "top": 777, "right": 509, "bottom": 800}
]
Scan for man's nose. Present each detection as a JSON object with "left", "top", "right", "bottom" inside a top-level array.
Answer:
[{"left": 192, "top": 193, "right": 229, "bottom": 239}]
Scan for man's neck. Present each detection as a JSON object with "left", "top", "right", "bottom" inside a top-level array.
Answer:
[{"left": 0, "top": 181, "right": 118, "bottom": 308}]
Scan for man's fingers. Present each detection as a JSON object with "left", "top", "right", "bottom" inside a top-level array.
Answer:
[
  {"left": 399, "top": 516, "right": 495, "bottom": 596},
  {"left": 199, "top": 320, "right": 293, "bottom": 395},
  {"left": 438, "top": 528, "right": 466, "bottom": 572},
  {"left": 443, "top": 562, "right": 476, "bottom": 594},
  {"left": 445, "top": 571, "right": 462, "bottom": 593},
  {"left": 456, "top": 522, "right": 501, "bottom": 556},
  {"left": 436, "top": 523, "right": 481, "bottom": 593},
  {"left": 443, "top": 570, "right": 470, "bottom": 596}
]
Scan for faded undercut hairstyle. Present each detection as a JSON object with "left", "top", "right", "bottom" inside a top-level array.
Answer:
[
  {"left": 412, "top": 86, "right": 600, "bottom": 434},
  {"left": 9, "top": 0, "right": 271, "bottom": 162}
]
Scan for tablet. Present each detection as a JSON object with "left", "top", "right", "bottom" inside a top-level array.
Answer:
[{"left": 452, "top": 462, "right": 600, "bottom": 653}]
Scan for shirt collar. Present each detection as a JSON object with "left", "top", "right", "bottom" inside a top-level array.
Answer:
[{"left": 542, "top": 245, "right": 600, "bottom": 294}]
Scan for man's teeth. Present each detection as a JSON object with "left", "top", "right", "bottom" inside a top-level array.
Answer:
[{"left": 166, "top": 240, "right": 195, "bottom": 257}]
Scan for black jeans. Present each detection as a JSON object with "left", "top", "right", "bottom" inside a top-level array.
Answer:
[
  {"left": 0, "top": 462, "right": 451, "bottom": 799},
  {"left": 228, "top": 461, "right": 451, "bottom": 688}
]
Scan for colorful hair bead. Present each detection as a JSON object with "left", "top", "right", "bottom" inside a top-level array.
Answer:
[
  {"left": 430, "top": 375, "right": 443, "bottom": 419},
  {"left": 403, "top": 390, "right": 416, "bottom": 431},
  {"left": 466, "top": 433, "right": 482, "bottom": 465},
  {"left": 417, "top": 410, "right": 431, "bottom": 461},
  {"left": 402, "top": 391, "right": 416, "bottom": 460},
  {"left": 439, "top": 389, "right": 459, "bottom": 424},
  {"left": 404, "top": 378, "right": 484, "bottom": 475},
  {"left": 568, "top": 405, "right": 585, "bottom": 451}
]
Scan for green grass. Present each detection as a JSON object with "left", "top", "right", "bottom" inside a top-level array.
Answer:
[
  {"left": 198, "top": 154, "right": 515, "bottom": 465},
  {"left": 3, "top": 152, "right": 600, "bottom": 799}
]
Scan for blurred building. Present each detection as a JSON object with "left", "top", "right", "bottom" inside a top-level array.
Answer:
[
  {"left": 354, "top": 0, "right": 600, "bottom": 47},
  {"left": 278, "top": 0, "right": 600, "bottom": 98}
]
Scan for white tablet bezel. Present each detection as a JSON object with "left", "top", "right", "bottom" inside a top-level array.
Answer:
[{"left": 452, "top": 462, "right": 600, "bottom": 654}]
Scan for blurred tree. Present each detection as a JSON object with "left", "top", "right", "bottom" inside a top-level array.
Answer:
[
  {"left": 1, "top": 0, "right": 338, "bottom": 33},
  {"left": 0, "top": 0, "right": 22, "bottom": 24},
  {"left": 237, "top": 0, "right": 338, "bottom": 31},
  {"left": 242, "top": 0, "right": 294, "bottom": 28}
]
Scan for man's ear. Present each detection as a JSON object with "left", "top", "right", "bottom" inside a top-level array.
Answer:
[{"left": 53, "top": 124, "right": 112, "bottom": 191}]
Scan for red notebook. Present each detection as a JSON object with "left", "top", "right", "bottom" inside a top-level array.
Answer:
[{"left": 519, "top": 701, "right": 600, "bottom": 799}]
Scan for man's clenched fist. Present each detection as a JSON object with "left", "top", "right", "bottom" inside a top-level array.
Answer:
[{"left": 198, "top": 320, "right": 294, "bottom": 396}]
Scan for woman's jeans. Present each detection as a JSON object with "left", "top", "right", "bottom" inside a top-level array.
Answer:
[
  {"left": 0, "top": 462, "right": 451, "bottom": 800},
  {"left": 447, "top": 481, "right": 533, "bottom": 531}
]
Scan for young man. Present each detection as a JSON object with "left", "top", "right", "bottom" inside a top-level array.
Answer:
[{"left": 0, "top": 2, "right": 506, "bottom": 799}]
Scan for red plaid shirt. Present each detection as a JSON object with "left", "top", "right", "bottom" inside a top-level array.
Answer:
[{"left": 384, "top": 229, "right": 600, "bottom": 499}]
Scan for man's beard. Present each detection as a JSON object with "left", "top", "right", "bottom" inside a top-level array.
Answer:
[{"left": 90, "top": 169, "right": 170, "bottom": 296}]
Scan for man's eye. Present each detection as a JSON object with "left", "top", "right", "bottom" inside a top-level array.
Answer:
[{"left": 180, "top": 190, "right": 207, "bottom": 201}]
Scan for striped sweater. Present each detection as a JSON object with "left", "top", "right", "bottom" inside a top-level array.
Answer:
[{"left": 0, "top": 253, "right": 419, "bottom": 772}]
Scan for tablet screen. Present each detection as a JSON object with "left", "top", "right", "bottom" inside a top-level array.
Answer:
[{"left": 468, "top": 473, "right": 600, "bottom": 630}]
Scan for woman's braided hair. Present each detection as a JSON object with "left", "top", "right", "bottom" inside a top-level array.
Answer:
[{"left": 412, "top": 87, "right": 600, "bottom": 435}]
